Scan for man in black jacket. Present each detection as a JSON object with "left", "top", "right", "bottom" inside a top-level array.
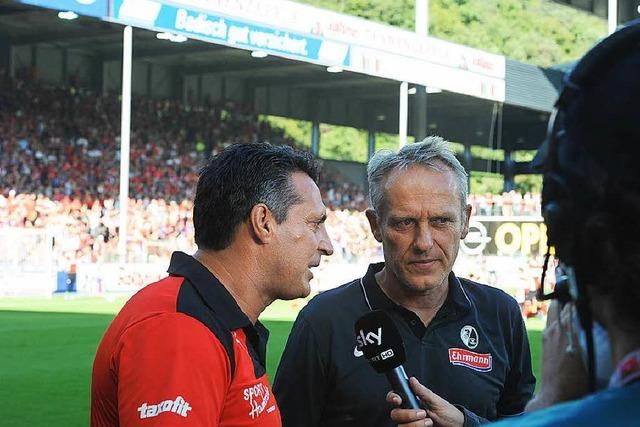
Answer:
[{"left": 273, "top": 137, "right": 535, "bottom": 427}]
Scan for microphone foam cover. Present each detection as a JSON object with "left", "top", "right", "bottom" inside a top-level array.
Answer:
[{"left": 354, "top": 310, "right": 406, "bottom": 373}]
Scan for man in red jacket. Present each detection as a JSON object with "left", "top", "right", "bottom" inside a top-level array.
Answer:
[{"left": 91, "top": 143, "right": 333, "bottom": 426}]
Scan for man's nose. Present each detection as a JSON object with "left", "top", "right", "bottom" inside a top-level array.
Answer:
[
  {"left": 413, "top": 225, "right": 433, "bottom": 253},
  {"left": 319, "top": 224, "right": 334, "bottom": 256}
]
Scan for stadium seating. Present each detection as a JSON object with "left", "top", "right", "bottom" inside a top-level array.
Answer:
[{"left": 0, "top": 74, "right": 543, "bottom": 310}]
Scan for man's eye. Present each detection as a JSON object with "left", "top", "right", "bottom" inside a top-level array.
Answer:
[{"left": 395, "top": 219, "right": 413, "bottom": 227}]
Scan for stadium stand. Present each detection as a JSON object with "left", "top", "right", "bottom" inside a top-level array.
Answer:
[
  {"left": 0, "top": 72, "right": 370, "bottom": 261},
  {"left": 0, "top": 73, "right": 544, "bottom": 313}
]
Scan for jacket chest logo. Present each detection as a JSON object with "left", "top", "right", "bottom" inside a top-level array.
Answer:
[
  {"left": 448, "top": 348, "right": 493, "bottom": 372},
  {"left": 460, "top": 325, "right": 478, "bottom": 349}
]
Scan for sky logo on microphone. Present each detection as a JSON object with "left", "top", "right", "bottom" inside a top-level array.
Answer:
[
  {"left": 356, "top": 327, "right": 382, "bottom": 348},
  {"left": 354, "top": 310, "right": 407, "bottom": 373},
  {"left": 354, "top": 311, "right": 422, "bottom": 409}
]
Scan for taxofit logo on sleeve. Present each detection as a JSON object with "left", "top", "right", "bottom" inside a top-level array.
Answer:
[
  {"left": 448, "top": 348, "right": 492, "bottom": 372},
  {"left": 137, "top": 395, "right": 192, "bottom": 419}
]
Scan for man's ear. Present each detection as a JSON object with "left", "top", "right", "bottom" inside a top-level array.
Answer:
[
  {"left": 365, "top": 208, "right": 383, "bottom": 242},
  {"left": 249, "top": 203, "right": 275, "bottom": 244},
  {"left": 460, "top": 204, "right": 472, "bottom": 239}
]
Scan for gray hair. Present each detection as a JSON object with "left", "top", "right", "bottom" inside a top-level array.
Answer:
[{"left": 367, "top": 136, "right": 468, "bottom": 216}]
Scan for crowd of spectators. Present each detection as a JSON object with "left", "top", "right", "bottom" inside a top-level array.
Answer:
[
  {"left": 468, "top": 192, "right": 541, "bottom": 217},
  {"left": 0, "top": 74, "right": 543, "bottom": 299},
  {"left": 0, "top": 190, "right": 380, "bottom": 265},
  {"left": 0, "top": 71, "right": 305, "bottom": 203}
]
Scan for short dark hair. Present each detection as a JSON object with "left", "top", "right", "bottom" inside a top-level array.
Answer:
[{"left": 193, "top": 143, "right": 320, "bottom": 251}]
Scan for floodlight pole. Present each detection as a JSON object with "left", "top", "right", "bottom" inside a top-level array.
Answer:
[
  {"left": 415, "top": 0, "right": 428, "bottom": 36},
  {"left": 400, "top": 1, "right": 429, "bottom": 146},
  {"left": 118, "top": 25, "right": 132, "bottom": 263},
  {"left": 608, "top": 0, "right": 617, "bottom": 35}
]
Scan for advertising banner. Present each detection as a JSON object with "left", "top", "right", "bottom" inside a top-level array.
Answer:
[
  {"left": 461, "top": 217, "right": 547, "bottom": 257},
  {"left": 112, "top": 0, "right": 350, "bottom": 67},
  {"left": 350, "top": 45, "right": 505, "bottom": 101},
  {"left": 18, "top": 0, "right": 109, "bottom": 18},
  {"left": 76, "top": 262, "right": 167, "bottom": 294},
  {"left": 173, "top": 0, "right": 505, "bottom": 78},
  {"left": 110, "top": 0, "right": 505, "bottom": 101}
]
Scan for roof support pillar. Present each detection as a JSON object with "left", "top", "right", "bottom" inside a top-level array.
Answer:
[
  {"left": 311, "top": 120, "right": 320, "bottom": 156},
  {"left": 118, "top": 25, "right": 133, "bottom": 264},
  {"left": 146, "top": 62, "right": 152, "bottom": 97},
  {"left": 368, "top": 126, "right": 376, "bottom": 160},
  {"left": 608, "top": 0, "right": 618, "bottom": 34},
  {"left": 197, "top": 74, "right": 203, "bottom": 103},
  {"left": 61, "top": 47, "right": 68, "bottom": 84},
  {"left": 0, "top": 33, "right": 10, "bottom": 72},
  {"left": 415, "top": 0, "right": 429, "bottom": 36},
  {"left": 503, "top": 149, "right": 515, "bottom": 192},
  {"left": 464, "top": 141, "right": 472, "bottom": 188},
  {"left": 399, "top": 81, "right": 409, "bottom": 147},
  {"left": 413, "top": 87, "right": 428, "bottom": 141}
]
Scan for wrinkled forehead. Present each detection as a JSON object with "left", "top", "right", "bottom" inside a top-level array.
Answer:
[{"left": 379, "top": 163, "right": 463, "bottom": 212}]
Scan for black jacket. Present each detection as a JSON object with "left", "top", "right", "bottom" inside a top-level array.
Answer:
[{"left": 273, "top": 263, "right": 535, "bottom": 427}]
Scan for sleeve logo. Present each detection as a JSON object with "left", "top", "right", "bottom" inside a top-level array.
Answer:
[
  {"left": 244, "top": 383, "right": 271, "bottom": 419},
  {"left": 448, "top": 348, "right": 492, "bottom": 372},
  {"left": 137, "top": 396, "right": 192, "bottom": 419}
]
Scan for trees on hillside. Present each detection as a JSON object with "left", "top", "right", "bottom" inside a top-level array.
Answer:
[{"left": 300, "top": 0, "right": 606, "bottom": 67}]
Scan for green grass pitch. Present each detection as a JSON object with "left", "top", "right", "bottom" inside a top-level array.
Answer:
[{"left": 0, "top": 296, "right": 542, "bottom": 426}]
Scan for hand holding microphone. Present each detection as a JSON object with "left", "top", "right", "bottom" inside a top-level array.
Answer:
[{"left": 355, "top": 310, "right": 465, "bottom": 427}]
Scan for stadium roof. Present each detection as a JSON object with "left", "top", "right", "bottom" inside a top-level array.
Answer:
[{"left": 0, "top": 1, "right": 563, "bottom": 169}]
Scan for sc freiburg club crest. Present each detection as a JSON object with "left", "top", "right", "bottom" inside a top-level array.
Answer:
[{"left": 460, "top": 325, "right": 478, "bottom": 349}]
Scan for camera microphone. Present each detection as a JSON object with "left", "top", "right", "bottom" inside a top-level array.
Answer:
[{"left": 354, "top": 310, "right": 423, "bottom": 410}]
